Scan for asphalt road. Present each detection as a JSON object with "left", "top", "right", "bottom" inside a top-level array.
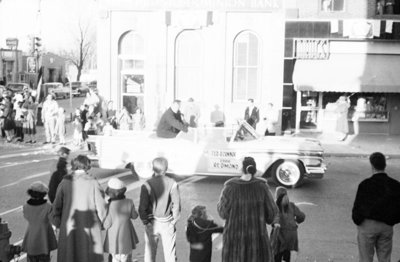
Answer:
[{"left": 1, "top": 152, "right": 400, "bottom": 262}]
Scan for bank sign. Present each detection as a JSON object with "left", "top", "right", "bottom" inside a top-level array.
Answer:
[{"left": 107, "top": 0, "right": 282, "bottom": 10}]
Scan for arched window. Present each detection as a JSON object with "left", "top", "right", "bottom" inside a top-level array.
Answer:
[
  {"left": 175, "top": 30, "right": 204, "bottom": 101},
  {"left": 232, "top": 31, "right": 260, "bottom": 102},
  {"left": 118, "top": 31, "right": 145, "bottom": 115}
]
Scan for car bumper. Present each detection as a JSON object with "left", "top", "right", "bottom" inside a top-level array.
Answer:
[{"left": 305, "top": 163, "right": 327, "bottom": 179}]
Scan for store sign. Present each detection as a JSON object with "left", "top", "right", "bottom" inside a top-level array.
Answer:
[
  {"left": 295, "top": 39, "right": 330, "bottom": 60},
  {"left": 6, "top": 38, "right": 18, "bottom": 49},
  {"left": 109, "top": 0, "right": 282, "bottom": 10},
  {"left": 27, "top": 57, "right": 37, "bottom": 73}
]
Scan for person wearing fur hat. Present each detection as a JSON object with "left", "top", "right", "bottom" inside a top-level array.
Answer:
[
  {"left": 274, "top": 187, "right": 306, "bottom": 262},
  {"left": 22, "top": 181, "right": 57, "bottom": 262},
  {"left": 103, "top": 177, "right": 139, "bottom": 262},
  {"left": 217, "top": 156, "right": 280, "bottom": 262},
  {"left": 186, "top": 205, "right": 223, "bottom": 262}
]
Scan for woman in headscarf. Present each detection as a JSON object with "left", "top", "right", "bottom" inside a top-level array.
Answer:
[{"left": 217, "top": 156, "right": 280, "bottom": 262}]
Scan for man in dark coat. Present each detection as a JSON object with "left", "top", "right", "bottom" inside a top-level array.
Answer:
[
  {"left": 156, "top": 100, "right": 189, "bottom": 138},
  {"left": 244, "top": 98, "right": 259, "bottom": 129},
  {"left": 352, "top": 152, "right": 400, "bottom": 262}
]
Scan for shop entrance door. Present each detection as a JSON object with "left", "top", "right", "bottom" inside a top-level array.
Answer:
[{"left": 299, "top": 91, "right": 320, "bottom": 130}]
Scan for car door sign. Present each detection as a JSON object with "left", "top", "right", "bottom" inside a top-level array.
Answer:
[{"left": 207, "top": 150, "right": 240, "bottom": 173}]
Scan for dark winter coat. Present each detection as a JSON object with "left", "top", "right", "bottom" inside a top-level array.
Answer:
[
  {"left": 276, "top": 202, "right": 305, "bottom": 252},
  {"left": 48, "top": 158, "right": 68, "bottom": 203},
  {"left": 186, "top": 217, "right": 223, "bottom": 262},
  {"left": 217, "top": 177, "right": 279, "bottom": 262},
  {"left": 244, "top": 106, "right": 260, "bottom": 129},
  {"left": 156, "top": 108, "right": 188, "bottom": 138},
  {"left": 352, "top": 172, "right": 400, "bottom": 226},
  {"left": 22, "top": 199, "right": 57, "bottom": 255}
]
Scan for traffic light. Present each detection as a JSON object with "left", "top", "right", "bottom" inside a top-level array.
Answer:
[{"left": 34, "top": 36, "right": 42, "bottom": 53}]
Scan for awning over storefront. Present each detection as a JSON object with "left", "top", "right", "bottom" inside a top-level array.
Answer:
[{"left": 293, "top": 54, "right": 400, "bottom": 93}]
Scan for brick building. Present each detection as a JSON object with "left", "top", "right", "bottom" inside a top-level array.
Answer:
[{"left": 283, "top": 0, "right": 400, "bottom": 135}]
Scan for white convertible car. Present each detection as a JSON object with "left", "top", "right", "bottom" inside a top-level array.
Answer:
[{"left": 87, "top": 121, "right": 326, "bottom": 187}]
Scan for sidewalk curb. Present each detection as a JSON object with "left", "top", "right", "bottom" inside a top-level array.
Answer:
[{"left": 325, "top": 152, "right": 400, "bottom": 159}]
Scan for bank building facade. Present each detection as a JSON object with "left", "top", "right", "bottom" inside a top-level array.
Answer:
[{"left": 97, "top": 0, "right": 285, "bottom": 132}]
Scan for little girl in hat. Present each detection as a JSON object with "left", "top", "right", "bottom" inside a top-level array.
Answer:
[
  {"left": 103, "top": 178, "right": 139, "bottom": 262},
  {"left": 22, "top": 181, "right": 57, "bottom": 262},
  {"left": 186, "top": 205, "right": 223, "bottom": 262}
]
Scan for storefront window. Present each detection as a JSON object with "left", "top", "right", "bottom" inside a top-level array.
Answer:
[
  {"left": 118, "top": 31, "right": 145, "bottom": 114},
  {"left": 376, "top": 0, "right": 400, "bottom": 15},
  {"left": 232, "top": 31, "right": 260, "bottom": 102},
  {"left": 323, "top": 92, "right": 388, "bottom": 121},
  {"left": 175, "top": 30, "right": 204, "bottom": 101}
]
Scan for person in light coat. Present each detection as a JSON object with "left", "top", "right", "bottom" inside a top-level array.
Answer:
[
  {"left": 41, "top": 94, "right": 59, "bottom": 144},
  {"left": 52, "top": 155, "right": 107, "bottom": 262},
  {"left": 103, "top": 178, "right": 139, "bottom": 262},
  {"left": 55, "top": 107, "right": 66, "bottom": 145}
]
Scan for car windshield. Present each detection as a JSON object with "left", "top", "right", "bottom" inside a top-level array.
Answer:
[{"left": 233, "top": 121, "right": 259, "bottom": 142}]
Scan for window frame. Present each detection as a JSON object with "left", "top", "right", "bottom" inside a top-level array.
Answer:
[
  {"left": 118, "top": 31, "right": 145, "bottom": 115},
  {"left": 232, "top": 30, "right": 262, "bottom": 103}
]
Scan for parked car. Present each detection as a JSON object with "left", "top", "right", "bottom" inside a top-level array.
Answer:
[
  {"left": 5, "top": 83, "right": 30, "bottom": 95},
  {"left": 87, "top": 120, "right": 326, "bottom": 187},
  {"left": 51, "top": 85, "right": 71, "bottom": 100},
  {"left": 69, "top": 81, "right": 89, "bottom": 97},
  {"left": 41, "top": 82, "right": 64, "bottom": 99}
]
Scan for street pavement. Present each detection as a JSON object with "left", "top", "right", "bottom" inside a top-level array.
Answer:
[{"left": 2, "top": 128, "right": 400, "bottom": 262}]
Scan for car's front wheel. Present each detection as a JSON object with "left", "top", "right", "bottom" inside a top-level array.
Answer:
[{"left": 271, "top": 160, "right": 304, "bottom": 188}]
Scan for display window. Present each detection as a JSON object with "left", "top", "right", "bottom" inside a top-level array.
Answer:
[
  {"left": 323, "top": 92, "right": 388, "bottom": 121},
  {"left": 118, "top": 31, "right": 145, "bottom": 115}
]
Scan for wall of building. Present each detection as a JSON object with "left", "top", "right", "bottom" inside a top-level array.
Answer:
[{"left": 97, "top": 2, "right": 285, "bottom": 131}]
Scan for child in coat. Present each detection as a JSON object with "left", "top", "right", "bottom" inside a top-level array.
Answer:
[
  {"left": 274, "top": 187, "right": 306, "bottom": 262},
  {"left": 22, "top": 181, "right": 57, "bottom": 262},
  {"left": 186, "top": 205, "right": 223, "bottom": 262},
  {"left": 103, "top": 178, "right": 139, "bottom": 262}
]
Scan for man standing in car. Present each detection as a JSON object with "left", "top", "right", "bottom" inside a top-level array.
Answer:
[
  {"left": 156, "top": 100, "right": 188, "bottom": 138},
  {"left": 352, "top": 152, "right": 400, "bottom": 262},
  {"left": 139, "top": 157, "right": 181, "bottom": 262},
  {"left": 244, "top": 98, "right": 259, "bottom": 129}
]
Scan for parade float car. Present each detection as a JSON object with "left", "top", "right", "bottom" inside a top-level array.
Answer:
[{"left": 87, "top": 120, "right": 326, "bottom": 187}]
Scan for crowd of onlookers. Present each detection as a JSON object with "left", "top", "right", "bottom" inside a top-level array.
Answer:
[
  {"left": 0, "top": 85, "right": 148, "bottom": 147},
  {"left": 22, "top": 151, "right": 308, "bottom": 262}
]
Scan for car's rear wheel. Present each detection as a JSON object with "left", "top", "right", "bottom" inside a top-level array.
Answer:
[{"left": 272, "top": 160, "right": 304, "bottom": 188}]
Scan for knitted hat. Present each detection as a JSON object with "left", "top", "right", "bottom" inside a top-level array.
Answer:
[
  {"left": 275, "top": 186, "right": 287, "bottom": 200},
  {"left": 29, "top": 181, "right": 49, "bottom": 193},
  {"left": 107, "top": 178, "right": 125, "bottom": 190}
]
